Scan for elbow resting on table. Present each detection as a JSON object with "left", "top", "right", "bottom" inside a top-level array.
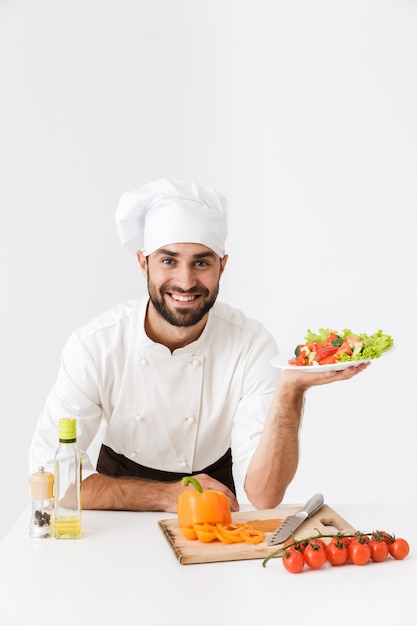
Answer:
[{"left": 245, "top": 487, "right": 286, "bottom": 511}]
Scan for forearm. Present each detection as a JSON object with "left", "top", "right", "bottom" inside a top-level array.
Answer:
[
  {"left": 244, "top": 362, "right": 370, "bottom": 509},
  {"left": 81, "top": 473, "right": 179, "bottom": 512},
  {"left": 244, "top": 375, "right": 305, "bottom": 509},
  {"left": 81, "top": 470, "right": 240, "bottom": 513}
]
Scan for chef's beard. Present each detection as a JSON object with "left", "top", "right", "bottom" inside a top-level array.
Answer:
[{"left": 147, "top": 280, "right": 219, "bottom": 328}]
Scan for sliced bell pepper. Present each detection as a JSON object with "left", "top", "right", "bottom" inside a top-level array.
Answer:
[
  {"left": 214, "top": 527, "right": 241, "bottom": 544},
  {"left": 183, "top": 520, "right": 266, "bottom": 545},
  {"left": 217, "top": 523, "right": 249, "bottom": 537},
  {"left": 238, "top": 527, "right": 265, "bottom": 544},
  {"left": 215, "top": 523, "right": 255, "bottom": 544},
  {"left": 193, "top": 523, "right": 218, "bottom": 543},
  {"left": 180, "top": 526, "right": 199, "bottom": 541}
]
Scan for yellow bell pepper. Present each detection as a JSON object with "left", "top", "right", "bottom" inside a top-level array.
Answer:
[{"left": 178, "top": 476, "right": 232, "bottom": 540}]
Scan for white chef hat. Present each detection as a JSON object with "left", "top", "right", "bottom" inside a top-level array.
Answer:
[{"left": 115, "top": 178, "right": 229, "bottom": 257}]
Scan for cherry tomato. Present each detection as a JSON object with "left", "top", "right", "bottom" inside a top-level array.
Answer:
[
  {"left": 389, "top": 538, "right": 410, "bottom": 560},
  {"left": 330, "top": 536, "right": 351, "bottom": 549},
  {"left": 310, "top": 538, "right": 327, "bottom": 551},
  {"left": 284, "top": 539, "right": 308, "bottom": 553},
  {"left": 372, "top": 530, "right": 392, "bottom": 545},
  {"left": 348, "top": 539, "right": 371, "bottom": 565},
  {"left": 326, "top": 541, "right": 348, "bottom": 566},
  {"left": 282, "top": 548, "right": 305, "bottom": 573},
  {"left": 304, "top": 543, "right": 327, "bottom": 569},
  {"left": 369, "top": 539, "right": 389, "bottom": 562}
]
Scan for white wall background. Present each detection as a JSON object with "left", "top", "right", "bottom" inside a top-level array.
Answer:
[{"left": 1, "top": 0, "right": 416, "bottom": 540}]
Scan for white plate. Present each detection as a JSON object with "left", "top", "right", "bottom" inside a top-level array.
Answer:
[{"left": 271, "top": 345, "right": 396, "bottom": 373}]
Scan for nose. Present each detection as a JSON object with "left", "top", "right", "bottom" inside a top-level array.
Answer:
[{"left": 173, "top": 264, "right": 198, "bottom": 290}]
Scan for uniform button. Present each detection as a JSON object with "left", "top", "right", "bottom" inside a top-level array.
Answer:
[
  {"left": 135, "top": 414, "right": 144, "bottom": 422},
  {"left": 190, "top": 359, "right": 200, "bottom": 366},
  {"left": 130, "top": 451, "right": 137, "bottom": 458},
  {"left": 140, "top": 359, "right": 148, "bottom": 366},
  {"left": 184, "top": 417, "right": 194, "bottom": 425},
  {"left": 179, "top": 461, "right": 187, "bottom": 468}
]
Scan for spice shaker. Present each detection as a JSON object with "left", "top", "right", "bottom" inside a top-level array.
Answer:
[{"left": 29, "top": 466, "right": 54, "bottom": 538}]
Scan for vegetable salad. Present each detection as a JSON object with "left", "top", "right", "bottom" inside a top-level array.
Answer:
[{"left": 289, "top": 328, "right": 394, "bottom": 367}]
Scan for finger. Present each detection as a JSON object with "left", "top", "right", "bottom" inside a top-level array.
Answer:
[
  {"left": 283, "top": 361, "right": 370, "bottom": 386},
  {"left": 192, "top": 473, "right": 240, "bottom": 511}
]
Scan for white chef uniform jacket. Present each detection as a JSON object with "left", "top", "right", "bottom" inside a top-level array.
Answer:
[{"left": 29, "top": 297, "right": 280, "bottom": 492}]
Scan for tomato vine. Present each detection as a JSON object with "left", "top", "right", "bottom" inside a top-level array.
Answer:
[{"left": 262, "top": 528, "right": 409, "bottom": 572}]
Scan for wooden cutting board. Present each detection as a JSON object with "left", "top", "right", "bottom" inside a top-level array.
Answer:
[{"left": 158, "top": 504, "right": 356, "bottom": 564}]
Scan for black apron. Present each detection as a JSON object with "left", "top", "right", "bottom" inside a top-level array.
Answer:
[{"left": 96, "top": 444, "right": 236, "bottom": 495}]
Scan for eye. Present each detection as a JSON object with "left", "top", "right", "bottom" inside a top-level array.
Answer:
[
  {"left": 161, "top": 258, "right": 175, "bottom": 265},
  {"left": 194, "top": 260, "right": 209, "bottom": 267}
]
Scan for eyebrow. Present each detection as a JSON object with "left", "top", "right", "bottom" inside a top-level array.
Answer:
[{"left": 156, "top": 248, "right": 217, "bottom": 260}]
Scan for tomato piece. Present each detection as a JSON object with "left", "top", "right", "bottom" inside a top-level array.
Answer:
[
  {"left": 338, "top": 340, "right": 353, "bottom": 356},
  {"left": 389, "top": 538, "right": 410, "bottom": 560},
  {"left": 288, "top": 350, "right": 310, "bottom": 366},
  {"left": 318, "top": 354, "right": 339, "bottom": 365},
  {"left": 282, "top": 548, "right": 305, "bottom": 573},
  {"left": 295, "top": 350, "right": 308, "bottom": 365},
  {"left": 369, "top": 539, "right": 389, "bottom": 562},
  {"left": 326, "top": 541, "right": 348, "bottom": 566},
  {"left": 327, "top": 332, "right": 341, "bottom": 344},
  {"left": 348, "top": 539, "right": 371, "bottom": 565},
  {"left": 304, "top": 542, "right": 327, "bottom": 569},
  {"left": 315, "top": 346, "right": 339, "bottom": 363},
  {"left": 330, "top": 335, "right": 344, "bottom": 347}
]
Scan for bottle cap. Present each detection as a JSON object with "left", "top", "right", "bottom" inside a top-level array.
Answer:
[
  {"left": 29, "top": 466, "right": 54, "bottom": 500},
  {"left": 59, "top": 418, "right": 77, "bottom": 442}
]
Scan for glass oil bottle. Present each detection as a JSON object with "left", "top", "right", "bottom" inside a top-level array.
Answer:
[{"left": 54, "top": 418, "right": 82, "bottom": 539}]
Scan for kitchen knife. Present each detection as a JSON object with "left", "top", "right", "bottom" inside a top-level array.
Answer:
[{"left": 267, "top": 493, "right": 325, "bottom": 546}]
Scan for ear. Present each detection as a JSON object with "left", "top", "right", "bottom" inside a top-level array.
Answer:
[
  {"left": 136, "top": 251, "right": 148, "bottom": 278},
  {"left": 219, "top": 254, "right": 228, "bottom": 276}
]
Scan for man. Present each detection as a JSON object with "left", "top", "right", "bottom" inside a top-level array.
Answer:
[{"left": 29, "top": 178, "right": 368, "bottom": 513}]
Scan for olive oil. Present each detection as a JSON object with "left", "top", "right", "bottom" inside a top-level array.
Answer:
[
  {"left": 54, "top": 516, "right": 82, "bottom": 539},
  {"left": 54, "top": 418, "right": 82, "bottom": 539}
]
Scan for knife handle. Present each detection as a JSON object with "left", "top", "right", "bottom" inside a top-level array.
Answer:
[{"left": 298, "top": 493, "right": 324, "bottom": 518}]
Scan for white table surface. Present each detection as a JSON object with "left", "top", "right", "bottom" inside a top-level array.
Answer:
[{"left": 0, "top": 502, "right": 416, "bottom": 626}]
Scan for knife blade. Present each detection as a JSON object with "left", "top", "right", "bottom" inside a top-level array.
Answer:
[{"left": 267, "top": 493, "right": 324, "bottom": 546}]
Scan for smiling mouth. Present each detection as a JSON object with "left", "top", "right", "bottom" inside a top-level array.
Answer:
[{"left": 170, "top": 293, "right": 199, "bottom": 302}]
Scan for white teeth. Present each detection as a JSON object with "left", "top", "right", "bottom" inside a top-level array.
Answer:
[{"left": 172, "top": 294, "right": 196, "bottom": 302}]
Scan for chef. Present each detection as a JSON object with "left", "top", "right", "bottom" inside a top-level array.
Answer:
[{"left": 29, "top": 178, "right": 369, "bottom": 513}]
